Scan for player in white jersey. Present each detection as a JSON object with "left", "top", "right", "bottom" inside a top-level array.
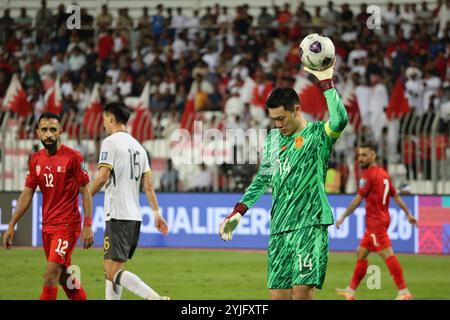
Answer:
[{"left": 90, "top": 102, "right": 169, "bottom": 300}]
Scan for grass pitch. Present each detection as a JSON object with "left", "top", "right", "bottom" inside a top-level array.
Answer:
[{"left": 0, "top": 248, "right": 449, "bottom": 300}]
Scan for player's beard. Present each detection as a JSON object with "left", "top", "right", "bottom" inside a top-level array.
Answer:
[
  {"left": 41, "top": 139, "right": 57, "bottom": 153},
  {"left": 360, "top": 162, "right": 370, "bottom": 169}
]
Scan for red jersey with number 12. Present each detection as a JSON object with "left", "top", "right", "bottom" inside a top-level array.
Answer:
[
  {"left": 357, "top": 165, "right": 397, "bottom": 232},
  {"left": 25, "top": 145, "right": 90, "bottom": 232}
]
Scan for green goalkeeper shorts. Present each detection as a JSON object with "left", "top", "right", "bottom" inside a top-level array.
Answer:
[{"left": 267, "top": 225, "right": 329, "bottom": 290}]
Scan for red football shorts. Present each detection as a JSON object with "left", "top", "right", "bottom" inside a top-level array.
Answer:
[
  {"left": 42, "top": 229, "right": 80, "bottom": 268},
  {"left": 360, "top": 230, "right": 392, "bottom": 252}
]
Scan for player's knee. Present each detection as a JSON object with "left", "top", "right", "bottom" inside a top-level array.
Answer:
[
  {"left": 103, "top": 264, "right": 118, "bottom": 282},
  {"left": 43, "top": 270, "right": 59, "bottom": 286},
  {"left": 292, "top": 287, "right": 314, "bottom": 300}
]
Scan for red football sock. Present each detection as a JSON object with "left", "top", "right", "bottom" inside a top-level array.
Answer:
[
  {"left": 349, "top": 259, "right": 368, "bottom": 290},
  {"left": 386, "top": 256, "right": 407, "bottom": 290},
  {"left": 62, "top": 278, "right": 87, "bottom": 300},
  {"left": 40, "top": 285, "right": 58, "bottom": 300}
]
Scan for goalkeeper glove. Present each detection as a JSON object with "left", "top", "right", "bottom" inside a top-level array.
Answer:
[
  {"left": 219, "top": 203, "right": 248, "bottom": 241},
  {"left": 303, "top": 57, "right": 336, "bottom": 91}
]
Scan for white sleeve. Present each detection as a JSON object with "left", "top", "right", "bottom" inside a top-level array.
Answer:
[
  {"left": 142, "top": 152, "right": 151, "bottom": 177},
  {"left": 98, "top": 139, "right": 116, "bottom": 170}
]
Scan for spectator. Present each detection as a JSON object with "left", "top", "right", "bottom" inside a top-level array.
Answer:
[
  {"left": 436, "top": 0, "right": 450, "bottom": 39},
  {"left": 97, "top": 29, "right": 114, "bottom": 61},
  {"left": 137, "top": 7, "right": 152, "bottom": 39},
  {"left": 16, "top": 7, "right": 32, "bottom": 32},
  {"left": 116, "top": 71, "right": 132, "bottom": 97},
  {"left": 160, "top": 159, "right": 180, "bottom": 191},
  {"left": 60, "top": 72, "right": 74, "bottom": 100},
  {"left": 194, "top": 163, "right": 213, "bottom": 192},
  {"left": 102, "top": 75, "right": 117, "bottom": 102},
  {"left": 96, "top": 4, "right": 113, "bottom": 30},
  {"left": 106, "top": 61, "right": 120, "bottom": 83},
  {"left": 217, "top": 6, "right": 233, "bottom": 28},
  {"left": 68, "top": 47, "right": 86, "bottom": 73},
  {"left": 382, "top": 2, "right": 398, "bottom": 38},
  {"left": 399, "top": 4, "right": 415, "bottom": 39},
  {"left": 80, "top": 8, "right": 95, "bottom": 40},
  {"left": 0, "top": 9, "right": 15, "bottom": 43},
  {"left": 340, "top": 3, "right": 354, "bottom": 26},
  {"left": 116, "top": 8, "right": 134, "bottom": 31},
  {"left": 258, "top": 7, "right": 274, "bottom": 29},
  {"left": 35, "top": 0, "right": 53, "bottom": 44},
  {"left": 171, "top": 7, "right": 187, "bottom": 31},
  {"left": 51, "top": 51, "right": 68, "bottom": 77},
  {"left": 201, "top": 7, "right": 216, "bottom": 28},
  {"left": 53, "top": 4, "right": 68, "bottom": 32},
  {"left": 152, "top": 4, "right": 166, "bottom": 41},
  {"left": 22, "top": 65, "right": 41, "bottom": 91},
  {"left": 295, "top": 2, "right": 312, "bottom": 23},
  {"left": 356, "top": 3, "right": 370, "bottom": 27},
  {"left": 311, "top": 6, "right": 324, "bottom": 29},
  {"left": 323, "top": 1, "right": 340, "bottom": 35}
]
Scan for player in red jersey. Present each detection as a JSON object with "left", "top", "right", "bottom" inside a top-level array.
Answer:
[
  {"left": 2, "top": 112, "right": 94, "bottom": 300},
  {"left": 335, "top": 143, "right": 417, "bottom": 300}
]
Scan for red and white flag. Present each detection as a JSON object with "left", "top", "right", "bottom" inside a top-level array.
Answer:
[
  {"left": 294, "top": 76, "right": 328, "bottom": 119},
  {"left": 132, "top": 82, "right": 153, "bottom": 142},
  {"left": 3, "top": 74, "right": 32, "bottom": 117},
  {"left": 44, "top": 76, "right": 62, "bottom": 114},
  {"left": 386, "top": 78, "right": 411, "bottom": 119},
  {"left": 82, "top": 83, "right": 103, "bottom": 138},
  {"left": 340, "top": 82, "right": 362, "bottom": 130},
  {"left": 179, "top": 96, "right": 196, "bottom": 134}
]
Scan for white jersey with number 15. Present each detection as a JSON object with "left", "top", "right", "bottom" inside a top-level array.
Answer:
[{"left": 98, "top": 131, "right": 151, "bottom": 221}]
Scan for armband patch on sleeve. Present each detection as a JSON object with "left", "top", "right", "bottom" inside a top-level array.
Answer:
[{"left": 324, "top": 121, "right": 342, "bottom": 139}]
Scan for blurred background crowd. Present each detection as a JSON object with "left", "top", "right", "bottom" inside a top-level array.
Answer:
[{"left": 0, "top": 0, "right": 449, "bottom": 194}]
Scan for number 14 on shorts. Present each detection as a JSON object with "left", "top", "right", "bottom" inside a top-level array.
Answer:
[{"left": 298, "top": 254, "right": 313, "bottom": 273}]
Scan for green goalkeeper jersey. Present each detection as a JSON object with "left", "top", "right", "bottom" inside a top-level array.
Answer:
[{"left": 240, "top": 88, "right": 348, "bottom": 235}]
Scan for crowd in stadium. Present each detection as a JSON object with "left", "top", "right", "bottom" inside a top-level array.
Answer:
[{"left": 0, "top": 0, "right": 449, "bottom": 192}]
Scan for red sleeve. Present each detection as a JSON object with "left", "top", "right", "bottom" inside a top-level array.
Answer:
[
  {"left": 73, "top": 153, "right": 90, "bottom": 187},
  {"left": 25, "top": 156, "right": 38, "bottom": 190},
  {"left": 389, "top": 178, "right": 397, "bottom": 197},
  {"left": 357, "top": 171, "right": 371, "bottom": 198}
]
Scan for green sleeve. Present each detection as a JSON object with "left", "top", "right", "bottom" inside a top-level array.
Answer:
[
  {"left": 239, "top": 131, "right": 273, "bottom": 209},
  {"left": 324, "top": 88, "right": 348, "bottom": 139}
]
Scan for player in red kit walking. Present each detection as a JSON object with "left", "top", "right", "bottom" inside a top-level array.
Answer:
[
  {"left": 2, "top": 112, "right": 94, "bottom": 300},
  {"left": 335, "top": 144, "right": 417, "bottom": 300}
]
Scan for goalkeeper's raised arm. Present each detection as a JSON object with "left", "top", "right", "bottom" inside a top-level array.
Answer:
[{"left": 304, "top": 60, "right": 348, "bottom": 140}]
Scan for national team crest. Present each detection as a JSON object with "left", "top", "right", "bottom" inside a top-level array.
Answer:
[
  {"left": 295, "top": 136, "right": 304, "bottom": 149},
  {"left": 57, "top": 166, "right": 66, "bottom": 173},
  {"left": 359, "top": 178, "right": 367, "bottom": 188},
  {"left": 101, "top": 152, "right": 108, "bottom": 161},
  {"left": 36, "top": 165, "right": 41, "bottom": 176}
]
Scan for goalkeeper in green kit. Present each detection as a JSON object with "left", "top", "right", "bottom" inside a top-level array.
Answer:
[{"left": 219, "top": 61, "right": 348, "bottom": 300}]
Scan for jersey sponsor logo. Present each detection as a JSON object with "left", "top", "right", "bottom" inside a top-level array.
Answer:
[
  {"left": 294, "top": 136, "right": 304, "bottom": 149},
  {"left": 359, "top": 178, "right": 367, "bottom": 188},
  {"left": 45, "top": 165, "right": 52, "bottom": 172},
  {"left": 36, "top": 165, "right": 41, "bottom": 176},
  {"left": 57, "top": 166, "right": 66, "bottom": 173},
  {"left": 101, "top": 152, "right": 108, "bottom": 161}
]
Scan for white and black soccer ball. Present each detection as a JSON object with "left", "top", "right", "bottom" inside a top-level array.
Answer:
[{"left": 299, "top": 33, "right": 335, "bottom": 71}]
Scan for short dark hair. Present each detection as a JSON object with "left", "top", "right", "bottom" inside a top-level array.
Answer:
[
  {"left": 359, "top": 143, "right": 377, "bottom": 153},
  {"left": 266, "top": 87, "right": 300, "bottom": 112},
  {"left": 38, "top": 112, "right": 60, "bottom": 125},
  {"left": 104, "top": 102, "right": 131, "bottom": 125}
]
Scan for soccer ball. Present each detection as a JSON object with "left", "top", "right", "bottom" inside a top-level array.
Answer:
[{"left": 299, "top": 33, "right": 335, "bottom": 71}]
